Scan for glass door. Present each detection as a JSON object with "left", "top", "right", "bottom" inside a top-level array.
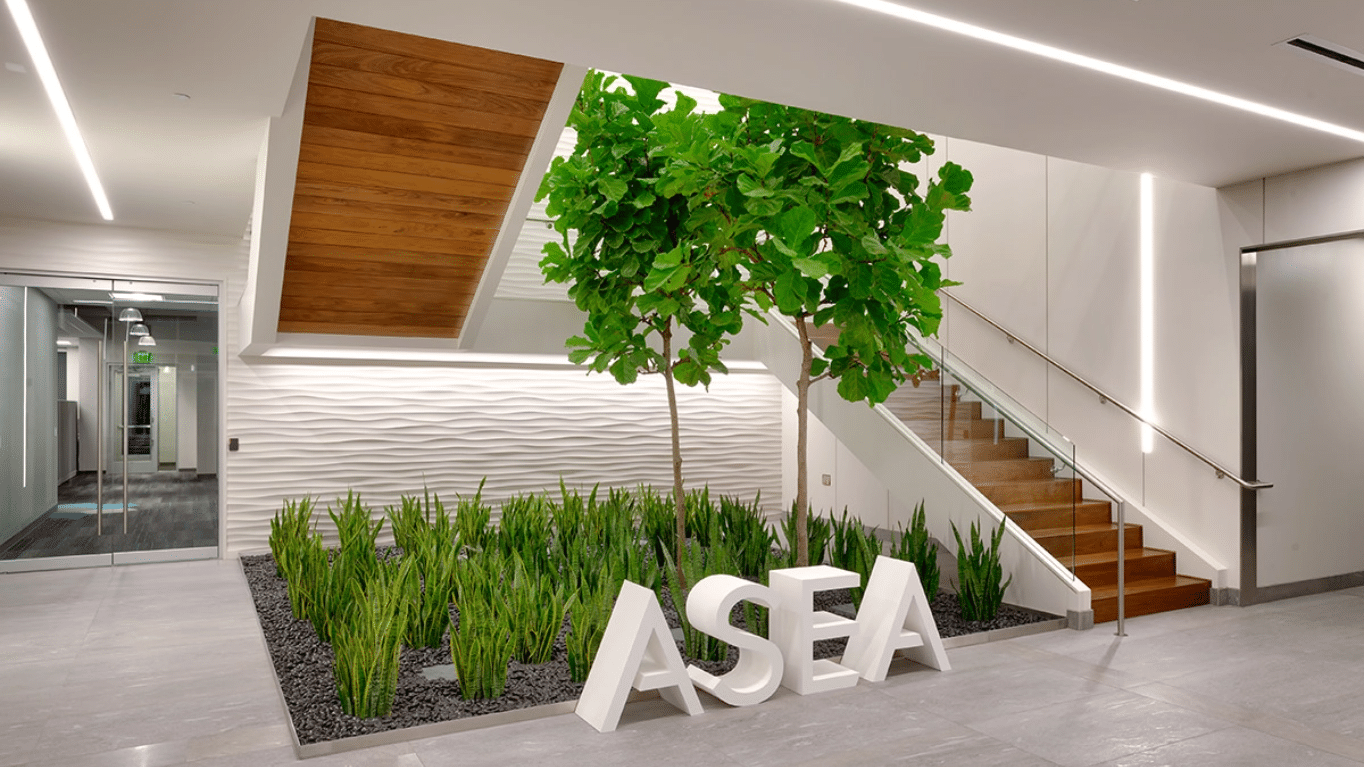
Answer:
[
  {"left": 108, "top": 364, "right": 158, "bottom": 474},
  {"left": 0, "top": 273, "right": 220, "bottom": 571}
]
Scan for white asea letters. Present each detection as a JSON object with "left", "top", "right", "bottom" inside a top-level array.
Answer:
[{"left": 575, "top": 555, "right": 948, "bottom": 732}]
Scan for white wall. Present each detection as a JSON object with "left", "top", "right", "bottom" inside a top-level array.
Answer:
[
  {"left": 71, "top": 339, "right": 101, "bottom": 472},
  {"left": 1223, "top": 156, "right": 1364, "bottom": 591},
  {"left": 0, "top": 286, "right": 60, "bottom": 545},
  {"left": 177, "top": 369, "right": 199, "bottom": 472},
  {"left": 936, "top": 138, "right": 1241, "bottom": 587},
  {"left": 226, "top": 363, "right": 781, "bottom": 552},
  {"left": 157, "top": 366, "right": 177, "bottom": 466}
]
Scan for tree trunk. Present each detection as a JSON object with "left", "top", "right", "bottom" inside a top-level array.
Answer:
[
  {"left": 795, "top": 315, "right": 813, "bottom": 567},
  {"left": 662, "top": 323, "right": 687, "bottom": 590}
]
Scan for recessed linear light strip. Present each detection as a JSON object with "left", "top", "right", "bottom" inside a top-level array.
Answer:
[
  {"left": 1139, "top": 173, "right": 1155, "bottom": 454},
  {"left": 5, "top": 0, "right": 113, "bottom": 220},
  {"left": 22, "top": 287, "right": 28, "bottom": 487},
  {"left": 829, "top": 0, "right": 1364, "bottom": 144}
]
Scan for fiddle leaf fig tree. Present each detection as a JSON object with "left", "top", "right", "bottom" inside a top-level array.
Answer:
[
  {"left": 687, "top": 97, "right": 974, "bottom": 566},
  {"left": 536, "top": 71, "right": 746, "bottom": 587}
]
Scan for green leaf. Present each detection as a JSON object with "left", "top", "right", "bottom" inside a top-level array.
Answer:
[
  {"left": 599, "top": 177, "right": 628, "bottom": 203},
  {"left": 792, "top": 257, "right": 829, "bottom": 279},
  {"left": 860, "top": 233, "right": 888, "bottom": 256},
  {"left": 789, "top": 141, "right": 822, "bottom": 171},
  {"left": 736, "top": 174, "right": 772, "bottom": 198},
  {"left": 773, "top": 272, "right": 802, "bottom": 314},
  {"left": 830, "top": 181, "right": 867, "bottom": 205},
  {"left": 938, "top": 161, "right": 974, "bottom": 195},
  {"left": 777, "top": 206, "right": 818, "bottom": 246},
  {"left": 644, "top": 266, "right": 678, "bottom": 292}
]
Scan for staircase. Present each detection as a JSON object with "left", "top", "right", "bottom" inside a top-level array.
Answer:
[{"left": 882, "top": 376, "right": 1210, "bottom": 623}]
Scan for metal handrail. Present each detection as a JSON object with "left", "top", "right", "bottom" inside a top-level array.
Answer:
[{"left": 941, "top": 290, "right": 1271, "bottom": 491}]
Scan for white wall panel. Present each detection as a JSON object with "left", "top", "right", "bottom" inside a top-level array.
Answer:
[
  {"left": 225, "top": 365, "right": 782, "bottom": 552},
  {"left": 1264, "top": 157, "right": 1364, "bottom": 243},
  {"left": 1257, "top": 240, "right": 1364, "bottom": 587},
  {"left": 1046, "top": 157, "right": 1142, "bottom": 406},
  {"left": 939, "top": 138, "right": 1051, "bottom": 423},
  {"left": 1152, "top": 178, "right": 1239, "bottom": 468},
  {"left": 943, "top": 139, "right": 1049, "bottom": 348}
]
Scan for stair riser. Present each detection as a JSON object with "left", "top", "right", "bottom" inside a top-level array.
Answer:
[
  {"left": 979, "top": 479, "right": 1082, "bottom": 506},
  {"left": 905, "top": 419, "right": 1005, "bottom": 441},
  {"left": 956, "top": 459, "right": 1055, "bottom": 483},
  {"left": 941, "top": 439, "right": 1030, "bottom": 462},
  {"left": 884, "top": 401, "right": 983, "bottom": 422},
  {"left": 1005, "top": 503, "right": 1112, "bottom": 530},
  {"left": 1075, "top": 551, "right": 1176, "bottom": 587},
  {"left": 1037, "top": 525, "right": 1142, "bottom": 557},
  {"left": 1093, "top": 581, "right": 1210, "bottom": 623}
]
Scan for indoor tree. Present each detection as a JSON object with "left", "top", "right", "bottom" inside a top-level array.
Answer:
[
  {"left": 536, "top": 71, "right": 747, "bottom": 587},
  {"left": 669, "top": 96, "right": 974, "bottom": 566}
]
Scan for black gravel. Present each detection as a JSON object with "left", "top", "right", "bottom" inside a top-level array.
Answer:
[{"left": 240, "top": 554, "right": 1058, "bottom": 745}]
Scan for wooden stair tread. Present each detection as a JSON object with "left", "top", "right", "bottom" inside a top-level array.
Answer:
[
  {"left": 1070, "top": 548, "right": 1173, "bottom": 566},
  {"left": 974, "top": 478, "right": 1076, "bottom": 489},
  {"left": 998, "top": 499, "right": 1110, "bottom": 513},
  {"left": 957, "top": 457, "right": 1055, "bottom": 469},
  {"left": 1028, "top": 522, "right": 1139, "bottom": 538}
]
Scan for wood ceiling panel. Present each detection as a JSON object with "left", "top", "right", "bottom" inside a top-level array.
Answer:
[
  {"left": 291, "top": 194, "right": 503, "bottom": 229},
  {"left": 307, "top": 65, "right": 551, "bottom": 122},
  {"left": 278, "top": 18, "right": 563, "bottom": 339},
  {"left": 293, "top": 181, "right": 511, "bottom": 216},
  {"left": 306, "top": 84, "right": 544, "bottom": 139},
  {"left": 303, "top": 103, "right": 533, "bottom": 155},
  {"left": 299, "top": 125, "right": 527, "bottom": 172},
  {"left": 297, "top": 144, "right": 519, "bottom": 189},
  {"left": 288, "top": 225, "right": 493, "bottom": 257},
  {"left": 294, "top": 161, "right": 516, "bottom": 202},
  {"left": 311, "top": 18, "right": 562, "bottom": 82},
  {"left": 290, "top": 210, "right": 498, "bottom": 245},
  {"left": 308, "top": 42, "right": 559, "bottom": 102},
  {"left": 286, "top": 242, "right": 492, "bottom": 270},
  {"left": 275, "top": 321, "right": 466, "bottom": 339}
]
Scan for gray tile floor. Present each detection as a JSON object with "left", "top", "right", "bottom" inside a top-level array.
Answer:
[{"left": 4, "top": 560, "right": 1364, "bottom": 766}]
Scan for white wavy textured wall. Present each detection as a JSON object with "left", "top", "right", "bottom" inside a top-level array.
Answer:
[{"left": 224, "top": 364, "right": 782, "bottom": 553}]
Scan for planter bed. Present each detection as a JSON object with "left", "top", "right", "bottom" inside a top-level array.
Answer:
[{"left": 241, "top": 552, "right": 1060, "bottom": 751}]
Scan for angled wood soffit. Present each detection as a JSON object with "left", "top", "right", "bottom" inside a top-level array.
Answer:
[{"left": 278, "top": 18, "right": 564, "bottom": 338}]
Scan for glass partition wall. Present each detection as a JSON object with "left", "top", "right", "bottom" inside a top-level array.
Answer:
[{"left": 0, "top": 274, "right": 220, "bottom": 570}]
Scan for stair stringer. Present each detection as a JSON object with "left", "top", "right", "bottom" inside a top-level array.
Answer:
[{"left": 756, "top": 315, "right": 1091, "bottom": 623}]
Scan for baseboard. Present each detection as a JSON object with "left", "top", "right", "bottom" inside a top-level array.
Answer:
[
  {"left": 1210, "top": 587, "right": 1240, "bottom": 606},
  {"left": 1249, "top": 571, "right": 1364, "bottom": 605},
  {"left": 1067, "top": 609, "right": 1094, "bottom": 630}
]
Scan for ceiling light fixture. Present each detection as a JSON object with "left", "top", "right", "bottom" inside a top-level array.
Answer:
[
  {"left": 828, "top": 0, "right": 1364, "bottom": 144},
  {"left": 4, "top": 0, "right": 114, "bottom": 219},
  {"left": 110, "top": 292, "right": 163, "bottom": 302},
  {"left": 117, "top": 307, "right": 143, "bottom": 322},
  {"left": 128, "top": 323, "right": 149, "bottom": 337},
  {"left": 137, "top": 335, "right": 156, "bottom": 347}
]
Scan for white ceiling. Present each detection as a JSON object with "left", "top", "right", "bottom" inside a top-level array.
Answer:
[{"left": 1, "top": 0, "right": 1361, "bottom": 238}]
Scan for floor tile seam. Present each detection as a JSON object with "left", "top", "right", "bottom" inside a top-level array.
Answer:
[
  {"left": 29, "top": 720, "right": 291, "bottom": 766},
  {"left": 992, "top": 641, "right": 1151, "bottom": 692},
  {"left": 1127, "top": 681, "right": 1364, "bottom": 763},
  {"left": 949, "top": 718, "right": 1070, "bottom": 767}
]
